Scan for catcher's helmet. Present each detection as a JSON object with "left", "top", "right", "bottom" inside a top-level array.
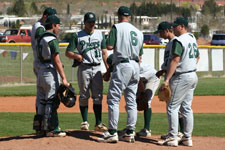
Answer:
[{"left": 57, "top": 84, "right": 76, "bottom": 108}]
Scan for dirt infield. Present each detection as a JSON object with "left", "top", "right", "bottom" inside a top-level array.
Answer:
[
  {"left": 0, "top": 96, "right": 225, "bottom": 113},
  {"left": 0, "top": 96, "right": 225, "bottom": 150}
]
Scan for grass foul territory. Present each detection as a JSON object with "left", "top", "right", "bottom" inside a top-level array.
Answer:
[
  {"left": 0, "top": 78, "right": 225, "bottom": 96},
  {"left": 0, "top": 113, "right": 224, "bottom": 137}
]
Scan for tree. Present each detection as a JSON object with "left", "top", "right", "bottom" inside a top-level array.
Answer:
[
  {"left": 130, "top": 2, "right": 137, "bottom": 16},
  {"left": 201, "top": 0, "right": 222, "bottom": 17},
  {"left": 200, "top": 24, "right": 209, "bottom": 37},
  {"left": 30, "top": 1, "right": 39, "bottom": 15},
  {"left": 7, "top": 0, "right": 27, "bottom": 16},
  {"left": 67, "top": 3, "right": 70, "bottom": 15}
]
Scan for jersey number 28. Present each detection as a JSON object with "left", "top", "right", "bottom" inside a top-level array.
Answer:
[{"left": 188, "top": 43, "right": 198, "bottom": 58}]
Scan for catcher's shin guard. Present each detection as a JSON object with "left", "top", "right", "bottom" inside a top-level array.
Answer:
[
  {"left": 43, "top": 100, "right": 53, "bottom": 131},
  {"left": 33, "top": 114, "right": 43, "bottom": 131}
]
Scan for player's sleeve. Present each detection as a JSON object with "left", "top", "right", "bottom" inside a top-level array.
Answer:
[
  {"left": 139, "top": 46, "right": 144, "bottom": 56},
  {"left": 35, "top": 27, "right": 45, "bottom": 39},
  {"left": 106, "top": 25, "right": 117, "bottom": 47},
  {"left": 101, "top": 32, "right": 106, "bottom": 49},
  {"left": 196, "top": 45, "right": 200, "bottom": 57},
  {"left": 172, "top": 39, "right": 183, "bottom": 57},
  {"left": 49, "top": 39, "right": 60, "bottom": 54},
  {"left": 66, "top": 33, "right": 78, "bottom": 52},
  {"left": 139, "top": 33, "right": 144, "bottom": 56}
]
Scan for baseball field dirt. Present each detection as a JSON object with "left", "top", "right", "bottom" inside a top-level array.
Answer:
[{"left": 0, "top": 96, "right": 225, "bottom": 150}]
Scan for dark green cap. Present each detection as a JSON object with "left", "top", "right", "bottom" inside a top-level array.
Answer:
[
  {"left": 45, "top": 15, "right": 60, "bottom": 25},
  {"left": 43, "top": 7, "right": 57, "bottom": 16},
  {"left": 154, "top": 21, "right": 172, "bottom": 34},
  {"left": 84, "top": 12, "right": 96, "bottom": 22},
  {"left": 118, "top": 6, "right": 131, "bottom": 16},
  {"left": 173, "top": 17, "right": 188, "bottom": 27}
]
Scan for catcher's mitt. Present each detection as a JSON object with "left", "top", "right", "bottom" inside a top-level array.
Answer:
[
  {"left": 57, "top": 84, "right": 76, "bottom": 107},
  {"left": 158, "top": 82, "right": 171, "bottom": 102},
  {"left": 72, "top": 59, "right": 81, "bottom": 67},
  {"left": 136, "top": 91, "right": 148, "bottom": 111}
]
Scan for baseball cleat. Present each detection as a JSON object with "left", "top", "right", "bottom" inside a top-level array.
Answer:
[
  {"left": 46, "top": 131, "right": 66, "bottom": 137},
  {"left": 161, "top": 132, "right": 184, "bottom": 142},
  {"left": 94, "top": 123, "right": 107, "bottom": 132},
  {"left": 136, "top": 129, "right": 151, "bottom": 138},
  {"left": 177, "top": 132, "right": 184, "bottom": 142},
  {"left": 179, "top": 136, "right": 193, "bottom": 147},
  {"left": 119, "top": 132, "right": 135, "bottom": 143},
  {"left": 97, "top": 131, "right": 118, "bottom": 143},
  {"left": 35, "top": 130, "right": 45, "bottom": 137},
  {"left": 161, "top": 133, "right": 169, "bottom": 140},
  {"left": 80, "top": 121, "right": 89, "bottom": 130},
  {"left": 158, "top": 136, "right": 178, "bottom": 147}
]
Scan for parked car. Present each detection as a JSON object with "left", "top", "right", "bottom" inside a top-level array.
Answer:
[
  {"left": 160, "top": 38, "right": 169, "bottom": 45},
  {"left": 0, "top": 28, "right": 31, "bottom": 43},
  {"left": 211, "top": 33, "right": 225, "bottom": 46},
  {"left": 143, "top": 34, "right": 160, "bottom": 45}
]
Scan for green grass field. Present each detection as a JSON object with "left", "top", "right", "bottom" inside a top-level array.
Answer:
[
  {"left": 0, "top": 113, "right": 224, "bottom": 137},
  {"left": 0, "top": 77, "right": 225, "bottom": 96},
  {"left": 1, "top": 46, "right": 225, "bottom": 138}
]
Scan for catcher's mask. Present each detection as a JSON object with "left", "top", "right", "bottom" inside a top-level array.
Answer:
[{"left": 57, "top": 84, "right": 76, "bottom": 108}]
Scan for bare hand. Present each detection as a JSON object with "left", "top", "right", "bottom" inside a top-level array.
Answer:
[
  {"left": 75, "top": 54, "right": 83, "bottom": 62},
  {"left": 62, "top": 79, "right": 70, "bottom": 87}
]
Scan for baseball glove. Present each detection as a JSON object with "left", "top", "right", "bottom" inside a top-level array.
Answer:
[
  {"left": 72, "top": 59, "right": 81, "bottom": 67},
  {"left": 158, "top": 82, "right": 171, "bottom": 102},
  {"left": 136, "top": 91, "right": 148, "bottom": 111},
  {"left": 57, "top": 84, "right": 76, "bottom": 107}
]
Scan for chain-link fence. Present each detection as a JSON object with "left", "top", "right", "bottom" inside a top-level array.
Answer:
[
  {"left": 1, "top": 43, "right": 225, "bottom": 86},
  {"left": 0, "top": 43, "right": 77, "bottom": 85}
]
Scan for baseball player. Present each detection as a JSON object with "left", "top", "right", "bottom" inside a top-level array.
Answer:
[
  {"left": 65, "top": 12, "right": 108, "bottom": 132},
  {"left": 154, "top": 21, "right": 184, "bottom": 140},
  {"left": 158, "top": 17, "right": 199, "bottom": 147},
  {"left": 98, "top": 6, "right": 143, "bottom": 143},
  {"left": 31, "top": 7, "right": 57, "bottom": 135},
  {"left": 35, "top": 15, "right": 69, "bottom": 137},
  {"left": 103, "top": 56, "right": 160, "bottom": 139},
  {"left": 136, "top": 63, "right": 160, "bottom": 138}
]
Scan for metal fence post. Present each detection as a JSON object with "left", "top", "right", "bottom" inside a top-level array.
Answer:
[
  {"left": 72, "top": 67, "right": 74, "bottom": 82},
  {"left": 208, "top": 47, "right": 212, "bottom": 76},
  {"left": 155, "top": 47, "right": 159, "bottom": 71}
]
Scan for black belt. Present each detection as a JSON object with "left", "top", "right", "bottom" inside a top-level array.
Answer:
[
  {"left": 83, "top": 63, "right": 100, "bottom": 66},
  {"left": 120, "top": 59, "right": 139, "bottom": 63},
  {"left": 175, "top": 69, "right": 196, "bottom": 75}
]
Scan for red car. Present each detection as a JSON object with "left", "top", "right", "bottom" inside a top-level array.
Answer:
[
  {"left": 143, "top": 34, "right": 160, "bottom": 45},
  {"left": 0, "top": 28, "right": 31, "bottom": 43}
]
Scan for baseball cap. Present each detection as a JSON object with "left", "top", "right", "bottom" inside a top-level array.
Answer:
[
  {"left": 154, "top": 21, "right": 172, "bottom": 34},
  {"left": 43, "top": 7, "right": 57, "bottom": 16},
  {"left": 84, "top": 12, "right": 96, "bottom": 22},
  {"left": 173, "top": 17, "right": 188, "bottom": 27},
  {"left": 45, "top": 15, "right": 60, "bottom": 25},
  {"left": 117, "top": 6, "right": 131, "bottom": 16}
]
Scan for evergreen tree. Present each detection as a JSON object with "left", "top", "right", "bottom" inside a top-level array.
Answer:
[
  {"left": 202, "top": 0, "right": 222, "bottom": 17},
  {"left": 31, "top": 1, "right": 39, "bottom": 15},
  {"left": 200, "top": 24, "right": 209, "bottom": 37},
  {"left": 7, "top": 0, "right": 27, "bottom": 16}
]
